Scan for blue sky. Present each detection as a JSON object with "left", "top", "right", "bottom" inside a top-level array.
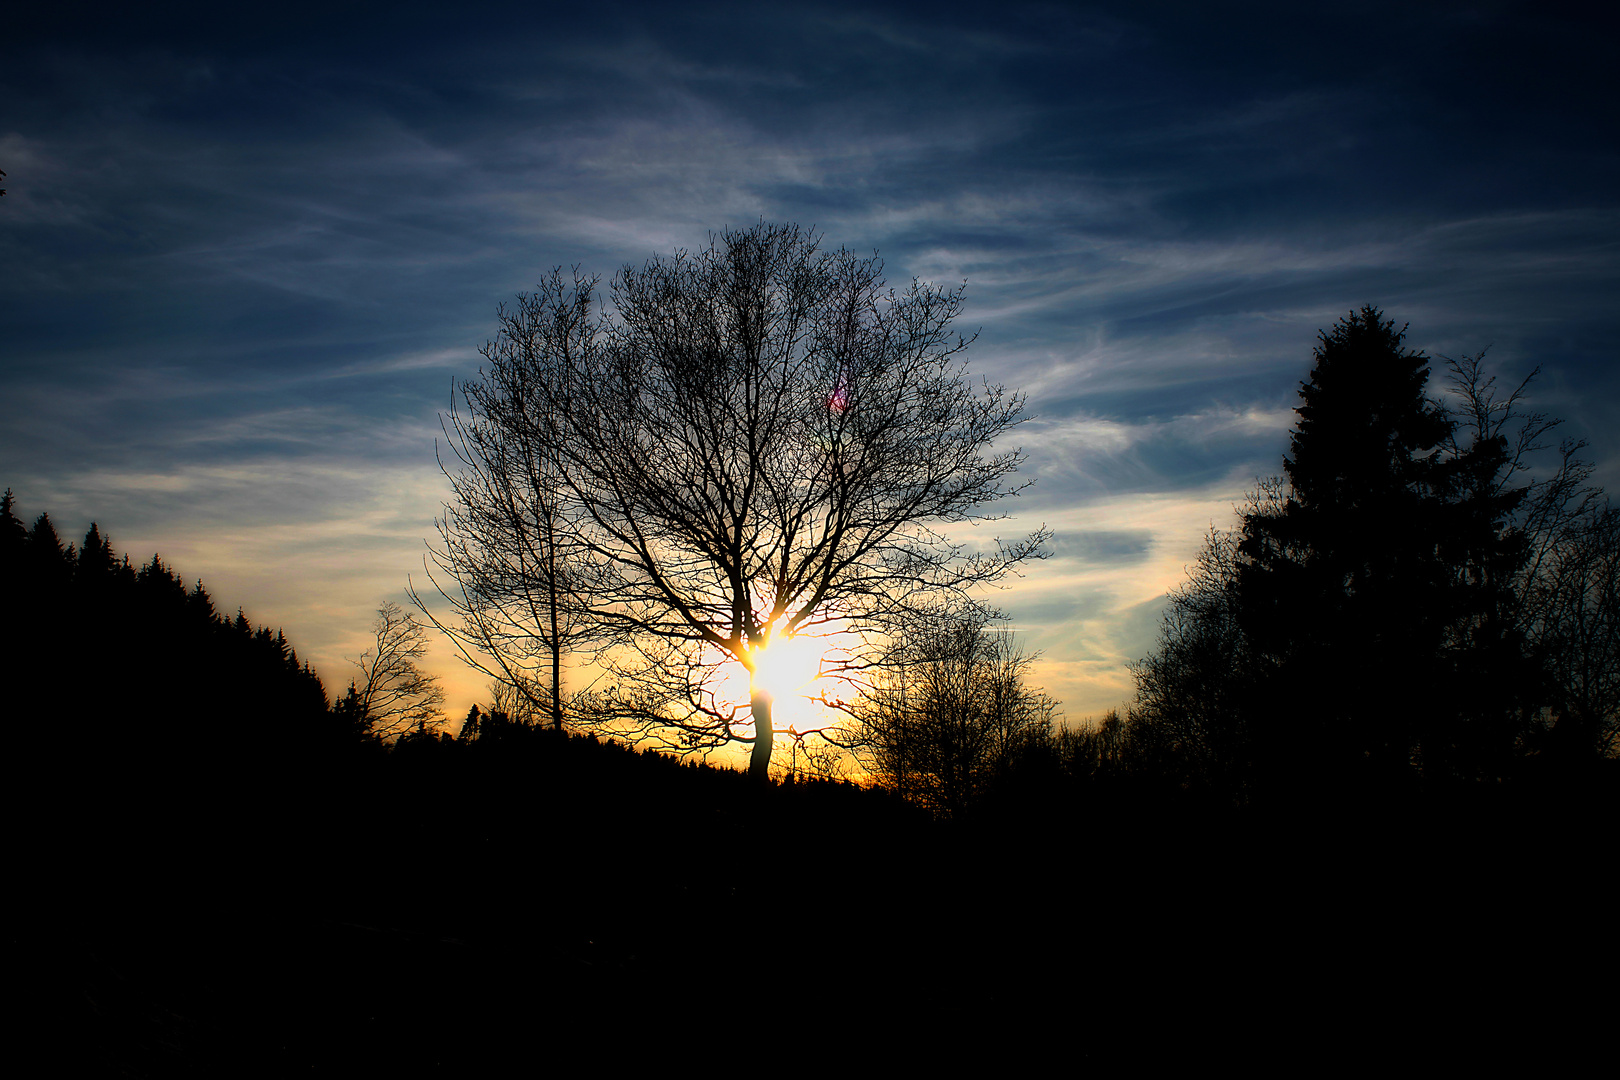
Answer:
[{"left": 5, "top": 1, "right": 1616, "bottom": 721}]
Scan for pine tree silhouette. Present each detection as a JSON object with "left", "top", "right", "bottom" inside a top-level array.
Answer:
[{"left": 1237, "top": 307, "right": 1535, "bottom": 790}]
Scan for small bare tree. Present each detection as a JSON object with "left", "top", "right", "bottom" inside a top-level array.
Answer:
[
  {"left": 413, "top": 281, "right": 606, "bottom": 731},
  {"left": 351, "top": 602, "right": 446, "bottom": 739},
  {"left": 427, "top": 222, "right": 1047, "bottom": 779},
  {"left": 1521, "top": 484, "right": 1618, "bottom": 758},
  {"left": 858, "top": 605, "right": 1057, "bottom": 815},
  {"left": 1443, "top": 351, "right": 1618, "bottom": 759}
]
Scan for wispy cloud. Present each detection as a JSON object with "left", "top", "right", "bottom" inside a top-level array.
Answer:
[{"left": 4, "top": 2, "right": 1615, "bottom": 720}]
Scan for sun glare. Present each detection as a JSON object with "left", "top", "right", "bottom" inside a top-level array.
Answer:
[
  {"left": 710, "top": 621, "right": 844, "bottom": 735},
  {"left": 753, "top": 632, "right": 826, "bottom": 701}
]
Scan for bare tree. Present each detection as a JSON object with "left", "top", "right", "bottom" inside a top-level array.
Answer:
[
  {"left": 858, "top": 605, "right": 1057, "bottom": 816},
  {"left": 1522, "top": 493, "right": 1619, "bottom": 758},
  {"left": 351, "top": 602, "right": 447, "bottom": 739},
  {"left": 428, "top": 222, "right": 1046, "bottom": 779},
  {"left": 413, "top": 281, "right": 605, "bottom": 731},
  {"left": 1443, "top": 351, "right": 1618, "bottom": 759},
  {"left": 1127, "top": 482, "right": 1286, "bottom": 794}
]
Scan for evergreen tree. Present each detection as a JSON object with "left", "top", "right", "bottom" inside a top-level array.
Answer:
[
  {"left": 1236, "top": 307, "right": 1533, "bottom": 789},
  {"left": 2, "top": 494, "right": 345, "bottom": 820},
  {"left": 0, "top": 490, "right": 26, "bottom": 554}
]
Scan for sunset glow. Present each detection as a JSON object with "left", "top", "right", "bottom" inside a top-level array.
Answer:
[
  {"left": 5, "top": 3, "right": 1611, "bottom": 750},
  {"left": 707, "top": 621, "right": 845, "bottom": 735},
  {"left": 8, "top": 5, "right": 1615, "bottom": 1069}
]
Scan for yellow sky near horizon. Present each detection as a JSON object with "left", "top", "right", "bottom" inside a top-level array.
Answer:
[{"left": 24, "top": 457, "right": 1262, "bottom": 760}]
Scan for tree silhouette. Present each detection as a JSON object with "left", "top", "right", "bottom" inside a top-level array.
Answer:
[
  {"left": 1128, "top": 486, "right": 1284, "bottom": 796},
  {"left": 1114, "top": 307, "right": 1620, "bottom": 799},
  {"left": 1129, "top": 308, "right": 1601, "bottom": 795},
  {"left": 1532, "top": 502, "right": 1619, "bottom": 758},
  {"left": 350, "top": 602, "right": 446, "bottom": 739},
  {"left": 2, "top": 492, "right": 339, "bottom": 815},
  {"left": 1514, "top": 443, "right": 1618, "bottom": 761},
  {"left": 857, "top": 605, "right": 1056, "bottom": 816},
  {"left": 418, "top": 287, "right": 606, "bottom": 731},
  {"left": 426, "top": 222, "right": 1046, "bottom": 779},
  {"left": 1236, "top": 309, "right": 1492, "bottom": 784}
]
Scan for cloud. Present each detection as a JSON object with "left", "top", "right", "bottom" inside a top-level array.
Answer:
[
  {"left": 1048, "top": 530, "right": 1155, "bottom": 564},
  {"left": 3, "top": 1, "right": 1615, "bottom": 726}
]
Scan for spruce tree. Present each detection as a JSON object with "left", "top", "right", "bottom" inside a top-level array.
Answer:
[{"left": 1236, "top": 307, "right": 1530, "bottom": 789}]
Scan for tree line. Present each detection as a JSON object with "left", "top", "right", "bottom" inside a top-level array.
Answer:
[
  {"left": 8, "top": 230, "right": 1613, "bottom": 823},
  {"left": 1114, "top": 308, "right": 1617, "bottom": 803},
  {"left": 1, "top": 493, "right": 466, "bottom": 801},
  {"left": 24, "top": 224, "right": 1616, "bottom": 1071},
  {"left": 3, "top": 494, "right": 336, "bottom": 766},
  {"left": 419, "top": 224, "right": 1615, "bottom": 814}
]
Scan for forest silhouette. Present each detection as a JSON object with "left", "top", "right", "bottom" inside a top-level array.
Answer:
[{"left": 10, "top": 304, "right": 1615, "bottom": 1070}]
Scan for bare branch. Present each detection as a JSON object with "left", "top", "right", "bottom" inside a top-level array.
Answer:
[
  {"left": 428, "top": 223, "right": 1047, "bottom": 776},
  {"left": 351, "top": 601, "right": 447, "bottom": 740}
]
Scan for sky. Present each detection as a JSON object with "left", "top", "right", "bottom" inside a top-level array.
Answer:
[{"left": 4, "top": 1, "right": 1616, "bottom": 732}]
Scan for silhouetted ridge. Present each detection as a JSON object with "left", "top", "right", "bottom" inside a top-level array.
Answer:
[
  {"left": 2, "top": 491, "right": 354, "bottom": 856},
  {"left": 10, "top": 339, "right": 1616, "bottom": 1080}
]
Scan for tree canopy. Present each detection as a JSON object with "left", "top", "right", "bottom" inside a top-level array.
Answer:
[
  {"left": 858, "top": 604, "right": 1057, "bottom": 817},
  {"left": 425, "top": 222, "right": 1047, "bottom": 778},
  {"left": 342, "top": 602, "right": 447, "bottom": 740},
  {"left": 1127, "top": 307, "right": 1613, "bottom": 798},
  {"left": 2, "top": 489, "right": 347, "bottom": 813}
]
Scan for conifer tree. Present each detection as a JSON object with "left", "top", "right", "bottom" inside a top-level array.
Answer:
[{"left": 1236, "top": 307, "right": 1534, "bottom": 786}]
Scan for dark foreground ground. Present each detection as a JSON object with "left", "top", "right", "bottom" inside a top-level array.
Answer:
[{"left": 19, "top": 733, "right": 1615, "bottom": 1073}]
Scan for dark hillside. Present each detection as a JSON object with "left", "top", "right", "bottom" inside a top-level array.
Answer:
[
  {"left": 43, "top": 723, "right": 1611, "bottom": 1071},
  {"left": 6, "top": 491, "right": 1611, "bottom": 1069}
]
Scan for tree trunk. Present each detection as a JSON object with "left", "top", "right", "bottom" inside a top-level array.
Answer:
[
  {"left": 547, "top": 511, "right": 564, "bottom": 731},
  {"left": 549, "top": 634, "right": 562, "bottom": 731},
  {"left": 749, "top": 688, "right": 774, "bottom": 781}
]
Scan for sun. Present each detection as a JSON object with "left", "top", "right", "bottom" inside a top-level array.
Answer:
[
  {"left": 706, "top": 621, "right": 845, "bottom": 735},
  {"left": 752, "top": 631, "right": 826, "bottom": 701}
]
